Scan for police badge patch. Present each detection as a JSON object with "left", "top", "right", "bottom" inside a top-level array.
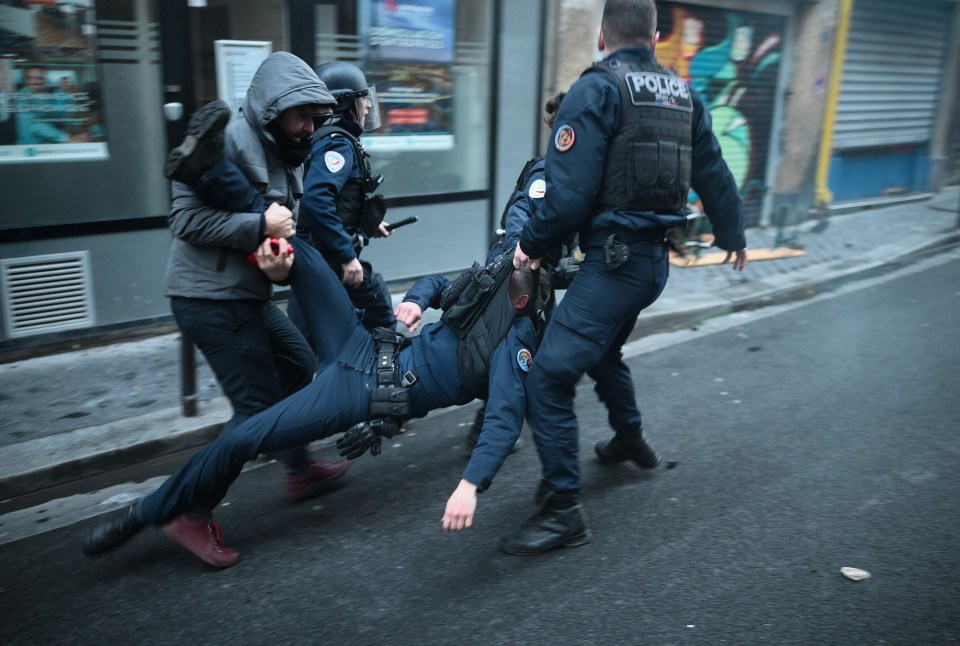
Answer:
[
  {"left": 324, "top": 150, "right": 346, "bottom": 172},
  {"left": 516, "top": 348, "right": 532, "bottom": 372},
  {"left": 528, "top": 178, "right": 546, "bottom": 199},
  {"left": 554, "top": 125, "right": 575, "bottom": 152}
]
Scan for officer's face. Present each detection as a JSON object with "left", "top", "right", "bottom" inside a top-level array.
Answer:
[{"left": 354, "top": 95, "right": 371, "bottom": 128}]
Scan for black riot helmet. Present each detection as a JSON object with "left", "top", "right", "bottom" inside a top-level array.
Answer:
[{"left": 314, "top": 61, "right": 381, "bottom": 131}]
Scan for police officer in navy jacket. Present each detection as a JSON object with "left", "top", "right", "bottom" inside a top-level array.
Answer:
[
  {"left": 504, "top": 0, "right": 748, "bottom": 555},
  {"left": 82, "top": 235, "right": 540, "bottom": 568}
]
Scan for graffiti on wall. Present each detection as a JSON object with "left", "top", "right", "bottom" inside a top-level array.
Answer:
[{"left": 656, "top": 4, "right": 783, "bottom": 212}]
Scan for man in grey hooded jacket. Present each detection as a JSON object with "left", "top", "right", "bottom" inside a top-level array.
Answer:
[{"left": 162, "top": 52, "right": 350, "bottom": 526}]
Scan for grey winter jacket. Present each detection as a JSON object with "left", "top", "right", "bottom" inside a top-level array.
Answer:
[{"left": 164, "top": 52, "right": 335, "bottom": 300}]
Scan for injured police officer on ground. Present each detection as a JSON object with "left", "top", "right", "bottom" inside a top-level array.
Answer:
[{"left": 81, "top": 226, "right": 548, "bottom": 568}]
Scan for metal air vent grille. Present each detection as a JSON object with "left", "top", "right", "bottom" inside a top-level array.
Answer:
[{"left": 1, "top": 252, "right": 95, "bottom": 337}]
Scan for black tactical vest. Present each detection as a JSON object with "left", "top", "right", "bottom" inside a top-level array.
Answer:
[
  {"left": 308, "top": 126, "right": 373, "bottom": 232},
  {"left": 589, "top": 57, "right": 693, "bottom": 214}
]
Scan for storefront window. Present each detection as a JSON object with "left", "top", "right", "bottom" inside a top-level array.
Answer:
[
  {"left": 314, "top": 0, "right": 493, "bottom": 198},
  {"left": 0, "top": 0, "right": 106, "bottom": 164}
]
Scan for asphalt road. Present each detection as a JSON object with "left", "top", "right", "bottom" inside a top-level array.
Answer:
[{"left": 1, "top": 254, "right": 958, "bottom": 645}]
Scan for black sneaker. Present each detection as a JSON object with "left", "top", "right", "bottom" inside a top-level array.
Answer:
[
  {"left": 81, "top": 505, "right": 143, "bottom": 556},
  {"left": 163, "top": 100, "right": 231, "bottom": 184},
  {"left": 595, "top": 428, "right": 661, "bottom": 469}
]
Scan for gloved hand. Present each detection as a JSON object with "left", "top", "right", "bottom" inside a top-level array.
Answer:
[
  {"left": 337, "top": 421, "right": 380, "bottom": 459},
  {"left": 336, "top": 419, "right": 400, "bottom": 459}
]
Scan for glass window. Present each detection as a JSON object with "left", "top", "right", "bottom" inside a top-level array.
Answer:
[{"left": 313, "top": 0, "right": 494, "bottom": 198}]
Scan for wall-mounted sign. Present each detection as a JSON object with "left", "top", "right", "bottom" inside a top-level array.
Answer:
[{"left": 214, "top": 40, "right": 273, "bottom": 113}]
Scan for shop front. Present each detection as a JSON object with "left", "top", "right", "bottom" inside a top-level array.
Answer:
[{"left": 0, "top": 0, "right": 546, "bottom": 347}]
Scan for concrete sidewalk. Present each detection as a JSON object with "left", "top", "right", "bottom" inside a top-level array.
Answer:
[{"left": 2, "top": 187, "right": 958, "bottom": 504}]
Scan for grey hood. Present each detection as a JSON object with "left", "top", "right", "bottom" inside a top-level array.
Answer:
[{"left": 241, "top": 51, "right": 336, "bottom": 144}]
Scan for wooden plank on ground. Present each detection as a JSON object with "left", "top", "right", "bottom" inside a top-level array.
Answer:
[{"left": 670, "top": 247, "right": 806, "bottom": 268}]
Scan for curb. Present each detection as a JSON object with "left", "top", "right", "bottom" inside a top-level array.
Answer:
[
  {"left": 0, "top": 398, "right": 231, "bottom": 502},
  {"left": 2, "top": 230, "right": 957, "bottom": 505}
]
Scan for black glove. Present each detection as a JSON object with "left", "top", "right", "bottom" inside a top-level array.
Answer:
[{"left": 336, "top": 419, "right": 399, "bottom": 459}]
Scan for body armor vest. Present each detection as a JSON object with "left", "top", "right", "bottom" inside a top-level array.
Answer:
[
  {"left": 309, "top": 126, "right": 374, "bottom": 232},
  {"left": 589, "top": 57, "right": 693, "bottom": 214}
]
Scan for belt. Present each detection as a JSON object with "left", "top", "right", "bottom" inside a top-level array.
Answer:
[{"left": 581, "top": 230, "right": 666, "bottom": 248}]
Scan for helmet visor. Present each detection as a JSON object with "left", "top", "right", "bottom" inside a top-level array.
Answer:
[{"left": 357, "top": 84, "right": 381, "bottom": 132}]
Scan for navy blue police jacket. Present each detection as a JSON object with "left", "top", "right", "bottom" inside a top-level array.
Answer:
[
  {"left": 401, "top": 274, "right": 537, "bottom": 493},
  {"left": 519, "top": 46, "right": 746, "bottom": 258},
  {"left": 503, "top": 157, "right": 546, "bottom": 256},
  {"left": 299, "top": 119, "right": 364, "bottom": 264}
]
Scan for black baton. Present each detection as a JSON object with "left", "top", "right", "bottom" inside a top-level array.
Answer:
[{"left": 385, "top": 216, "right": 418, "bottom": 232}]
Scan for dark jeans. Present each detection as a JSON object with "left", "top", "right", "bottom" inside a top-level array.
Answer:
[
  {"left": 525, "top": 241, "right": 670, "bottom": 494},
  {"left": 170, "top": 297, "right": 316, "bottom": 468}
]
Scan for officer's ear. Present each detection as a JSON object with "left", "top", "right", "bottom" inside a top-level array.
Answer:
[
  {"left": 513, "top": 293, "right": 530, "bottom": 312},
  {"left": 597, "top": 27, "right": 606, "bottom": 54},
  {"left": 650, "top": 30, "right": 660, "bottom": 53}
]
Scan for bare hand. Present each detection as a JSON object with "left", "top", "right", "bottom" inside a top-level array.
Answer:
[
  {"left": 255, "top": 237, "right": 293, "bottom": 282},
  {"left": 513, "top": 243, "right": 541, "bottom": 271},
  {"left": 263, "top": 203, "right": 295, "bottom": 239},
  {"left": 722, "top": 248, "right": 749, "bottom": 271},
  {"left": 442, "top": 480, "right": 478, "bottom": 532},
  {"left": 341, "top": 257, "right": 363, "bottom": 288},
  {"left": 374, "top": 222, "right": 393, "bottom": 238},
  {"left": 394, "top": 302, "right": 424, "bottom": 333}
]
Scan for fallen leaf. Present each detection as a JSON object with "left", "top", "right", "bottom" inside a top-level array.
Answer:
[{"left": 840, "top": 567, "right": 871, "bottom": 581}]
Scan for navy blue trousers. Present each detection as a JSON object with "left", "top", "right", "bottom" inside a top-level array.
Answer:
[
  {"left": 137, "top": 237, "right": 376, "bottom": 525},
  {"left": 525, "top": 241, "right": 669, "bottom": 494}
]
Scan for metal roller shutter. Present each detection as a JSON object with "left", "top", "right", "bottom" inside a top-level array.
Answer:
[{"left": 834, "top": 0, "right": 953, "bottom": 150}]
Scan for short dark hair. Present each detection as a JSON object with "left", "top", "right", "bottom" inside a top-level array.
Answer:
[
  {"left": 509, "top": 267, "right": 535, "bottom": 312},
  {"left": 601, "top": 0, "right": 657, "bottom": 51},
  {"left": 544, "top": 92, "right": 566, "bottom": 129}
]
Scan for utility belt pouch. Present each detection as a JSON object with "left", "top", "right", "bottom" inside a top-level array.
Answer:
[
  {"left": 371, "top": 328, "right": 413, "bottom": 418},
  {"left": 370, "top": 387, "right": 410, "bottom": 417},
  {"left": 603, "top": 234, "right": 630, "bottom": 270},
  {"left": 361, "top": 193, "right": 388, "bottom": 238}
]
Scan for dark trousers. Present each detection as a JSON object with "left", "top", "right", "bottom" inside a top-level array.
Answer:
[
  {"left": 525, "top": 241, "right": 669, "bottom": 494},
  {"left": 170, "top": 298, "right": 316, "bottom": 468},
  {"left": 139, "top": 237, "right": 376, "bottom": 525}
]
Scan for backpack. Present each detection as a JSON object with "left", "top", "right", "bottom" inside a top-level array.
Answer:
[{"left": 440, "top": 248, "right": 519, "bottom": 399}]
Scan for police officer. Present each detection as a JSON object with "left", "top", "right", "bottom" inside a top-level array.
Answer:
[
  {"left": 82, "top": 236, "right": 540, "bottom": 568},
  {"left": 504, "top": 0, "right": 748, "bottom": 555},
  {"left": 290, "top": 60, "right": 397, "bottom": 333}
]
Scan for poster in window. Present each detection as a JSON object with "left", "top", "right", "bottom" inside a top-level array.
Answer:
[
  {"left": 0, "top": 1, "right": 107, "bottom": 164},
  {"left": 361, "top": 0, "right": 456, "bottom": 152}
]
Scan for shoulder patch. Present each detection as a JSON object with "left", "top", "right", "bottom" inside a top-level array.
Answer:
[
  {"left": 324, "top": 150, "right": 346, "bottom": 173},
  {"left": 516, "top": 348, "right": 533, "bottom": 372},
  {"left": 554, "top": 125, "right": 575, "bottom": 152},
  {"left": 528, "top": 178, "right": 546, "bottom": 199}
]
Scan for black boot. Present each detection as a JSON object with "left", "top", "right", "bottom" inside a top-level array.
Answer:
[
  {"left": 595, "top": 426, "right": 661, "bottom": 469},
  {"left": 534, "top": 479, "right": 553, "bottom": 506},
  {"left": 499, "top": 493, "right": 590, "bottom": 555},
  {"left": 81, "top": 505, "right": 144, "bottom": 557}
]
